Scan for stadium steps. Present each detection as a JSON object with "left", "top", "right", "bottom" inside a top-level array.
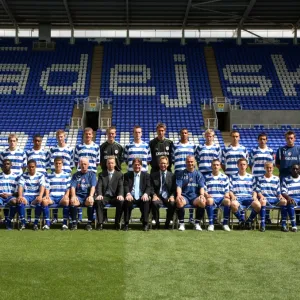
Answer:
[
  {"left": 89, "top": 45, "right": 104, "bottom": 99},
  {"left": 204, "top": 46, "right": 224, "bottom": 99},
  {"left": 221, "top": 131, "right": 231, "bottom": 146}
]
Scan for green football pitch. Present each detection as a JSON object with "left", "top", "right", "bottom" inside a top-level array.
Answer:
[{"left": 0, "top": 228, "right": 299, "bottom": 300}]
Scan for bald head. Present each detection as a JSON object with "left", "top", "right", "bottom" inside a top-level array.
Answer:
[{"left": 80, "top": 157, "right": 89, "bottom": 173}]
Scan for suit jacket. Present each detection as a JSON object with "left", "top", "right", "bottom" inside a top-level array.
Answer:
[
  {"left": 124, "top": 171, "right": 152, "bottom": 197},
  {"left": 150, "top": 170, "right": 176, "bottom": 199},
  {"left": 96, "top": 170, "right": 124, "bottom": 197}
]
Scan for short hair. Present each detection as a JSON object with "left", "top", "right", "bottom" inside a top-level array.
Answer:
[
  {"left": 106, "top": 156, "right": 116, "bottom": 162},
  {"left": 186, "top": 155, "right": 195, "bottom": 162},
  {"left": 180, "top": 128, "right": 188, "bottom": 134},
  {"left": 27, "top": 159, "right": 37, "bottom": 166},
  {"left": 211, "top": 158, "right": 221, "bottom": 165},
  {"left": 2, "top": 158, "right": 11, "bottom": 165},
  {"left": 106, "top": 126, "right": 116, "bottom": 134},
  {"left": 79, "top": 157, "right": 89, "bottom": 164},
  {"left": 33, "top": 134, "right": 42, "bottom": 140},
  {"left": 133, "top": 125, "right": 142, "bottom": 132},
  {"left": 291, "top": 163, "right": 299, "bottom": 169},
  {"left": 258, "top": 133, "right": 267, "bottom": 140},
  {"left": 84, "top": 127, "right": 93, "bottom": 133},
  {"left": 132, "top": 157, "right": 142, "bottom": 166},
  {"left": 237, "top": 158, "right": 247, "bottom": 165},
  {"left": 230, "top": 130, "right": 240, "bottom": 136},
  {"left": 205, "top": 129, "right": 215, "bottom": 136},
  {"left": 8, "top": 134, "right": 18, "bottom": 142},
  {"left": 156, "top": 123, "right": 166, "bottom": 130},
  {"left": 56, "top": 129, "right": 65, "bottom": 136},
  {"left": 285, "top": 130, "right": 295, "bottom": 138},
  {"left": 54, "top": 157, "right": 63, "bottom": 163},
  {"left": 264, "top": 161, "right": 273, "bottom": 167},
  {"left": 159, "top": 156, "right": 169, "bottom": 164}
]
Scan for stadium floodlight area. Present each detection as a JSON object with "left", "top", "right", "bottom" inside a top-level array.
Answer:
[
  {"left": 214, "top": 43, "right": 300, "bottom": 110},
  {"left": 100, "top": 40, "right": 212, "bottom": 143}
]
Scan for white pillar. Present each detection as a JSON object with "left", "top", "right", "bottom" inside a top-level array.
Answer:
[
  {"left": 70, "top": 27, "right": 75, "bottom": 44},
  {"left": 236, "top": 27, "right": 242, "bottom": 45},
  {"left": 181, "top": 29, "right": 186, "bottom": 45}
]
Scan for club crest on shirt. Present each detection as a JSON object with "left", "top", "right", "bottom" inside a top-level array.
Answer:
[
  {"left": 288, "top": 152, "right": 292, "bottom": 156},
  {"left": 115, "top": 150, "right": 118, "bottom": 154},
  {"left": 166, "top": 146, "right": 169, "bottom": 150}
]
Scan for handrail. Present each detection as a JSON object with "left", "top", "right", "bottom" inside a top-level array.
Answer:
[{"left": 232, "top": 124, "right": 300, "bottom": 129}]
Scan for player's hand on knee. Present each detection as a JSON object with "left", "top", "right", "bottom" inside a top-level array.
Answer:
[
  {"left": 141, "top": 194, "right": 149, "bottom": 201},
  {"left": 117, "top": 195, "right": 124, "bottom": 201},
  {"left": 126, "top": 193, "right": 133, "bottom": 201},
  {"left": 86, "top": 196, "right": 94, "bottom": 206},
  {"left": 168, "top": 196, "right": 175, "bottom": 202},
  {"left": 96, "top": 195, "right": 103, "bottom": 200}
]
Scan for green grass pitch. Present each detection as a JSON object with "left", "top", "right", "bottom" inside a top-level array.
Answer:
[
  {"left": 0, "top": 164, "right": 285, "bottom": 299},
  {"left": 0, "top": 229, "right": 299, "bottom": 300}
]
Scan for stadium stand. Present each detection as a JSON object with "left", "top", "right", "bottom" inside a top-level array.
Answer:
[
  {"left": 0, "top": 39, "right": 92, "bottom": 151},
  {"left": 213, "top": 43, "right": 300, "bottom": 110},
  {"left": 100, "top": 40, "right": 212, "bottom": 142}
]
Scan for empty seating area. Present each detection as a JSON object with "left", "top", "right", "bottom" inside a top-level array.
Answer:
[
  {"left": 214, "top": 44, "right": 300, "bottom": 109},
  {"left": 101, "top": 40, "right": 212, "bottom": 138},
  {"left": 0, "top": 38, "right": 92, "bottom": 136}
]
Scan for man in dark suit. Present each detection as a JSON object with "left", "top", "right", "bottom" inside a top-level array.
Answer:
[
  {"left": 150, "top": 156, "right": 176, "bottom": 229},
  {"left": 94, "top": 156, "right": 124, "bottom": 230},
  {"left": 123, "top": 157, "right": 152, "bottom": 231}
]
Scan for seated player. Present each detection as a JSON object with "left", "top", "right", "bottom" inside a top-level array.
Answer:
[
  {"left": 176, "top": 155, "right": 205, "bottom": 231},
  {"left": 150, "top": 156, "right": 176, "bottom": 229},
  {"left": 281, "top": 163, "right": 300, "bottom": 232},
  {"left": 16, "top": 159, "right": 46, "bottom": 230},
  {"left": 94, "top": 156, "right": 124, "bottom": 230},
  {"left": 69, "top": 158, "right": 97, "bottom": 231},
  {"left": 205, "top": 159, "right": 231, "bottom": 232},
  {"left": 123, "top": 158, "right": 152, "bottom": 231},
  {"left": 43, "top": 157, "right": 71, "bottom": 231},
  {"left": 255, "top": 162, "right": 286, "bottom": 232},
  {"left": 0, "top": 159, "right": 18, "bottom": 229},
  {"left": 230, "top": 158, "right": 257, "bottom": 229}
]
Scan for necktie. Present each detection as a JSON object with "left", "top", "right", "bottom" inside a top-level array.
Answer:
[
  {"left": 134, "top": 174, "right": 140, "bottom": 200},
  {"left": 161, "top": 172, "right": 168, "bottom": 199},
  {"left": 109, "top": 172, "right": 113, "bottom": 181}
]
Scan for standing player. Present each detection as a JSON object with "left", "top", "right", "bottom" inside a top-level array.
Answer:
[
  {"left": 276, "top": 130, "right": 300, "bottom": 224},
  {"left": 49, "top": 129, "right": 74, "bottom": 223},
  {"left": 249, "top": 133, "right": 275, "bottom": 223},
  {"left": 69, "top": 158, "right": 97, "bottom": 231},
  {"left": 25, "top": 134, "right": 50, "bottom": 223},
  {"left": 176, "top": 155, "right": 206, "bottom": 231},
  {"left": 123, "top": 125, "right": 151, "bottom": 172},
  {"left": 100, "top": 126, "right": 123, "bottom": 172},
  {"left": 281, "top": 163, "right": 300, "bottom": 232},
  {"left": 0, "top": 159, "right": 18, "bottom": 229},
  {"left": 229, "top": 158, "right": 256, "bottom": 228},
  {"left": 173, "top": 128, "right": 197, "bottom": 222},
  {"left": 205, "top": 159, "right": 231, "bottom": 231},
  {"left": 196, "top": 129, "right": 221, "bottom": 178},
  {"left": 43, "top": 157, "right": 71, "bottom": 230},
  {"left": 0, "top": 134, "right": 26, "bottom": 175},
  {"left": 276, "top": 131, "right": 300, "bottom": 179},
  {"left": 222, "top": 130, "right": 248, "bottom": 177},
  {"left": 74, "top": 127, "right": 100, "bottom": 222},
  {"left": 255, "top": 162, "right": 285, "bottom": 232},
  {"left": 149, "top": 123, "right": 173, "bottom": 174},
  {"left": 16, "top": 160, "right": 46, "bottom": 230}
]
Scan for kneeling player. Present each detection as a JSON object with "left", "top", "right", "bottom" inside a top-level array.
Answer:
[
  {"left": 176, "top": 155, "right": 205, "bottom": 231},
  {"left": 254, "top": 162, "right": 285, "bottom": 232},
  {"left": 205, "top": 159, "right": 231, "bottom": 231},
  {"left": 16, "top": 160, "right": 46, "bottom": 230},
  {"left": 0, "top": 159, "right": 18, "bottom": 229},
  {"left": 281, "top": 164, "right": 300, "bottom": 232},
  {"left": 69, "top": 158, "right": 97, "bottom": 231},
  {"left": 230, "top": 158, "right": 257, "bottom": 229},
  {"left": 43, "top": 157, "right": 71, "bottom": 230}
]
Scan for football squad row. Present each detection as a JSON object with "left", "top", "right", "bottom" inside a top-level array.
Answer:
[{"left": 0, "top": 124, "right": 300, "bottom": 232}]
